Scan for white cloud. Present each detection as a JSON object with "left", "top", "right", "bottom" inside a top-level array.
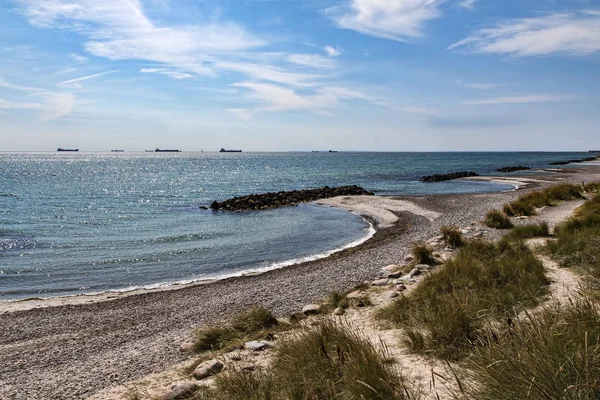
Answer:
[
  {"left": 231, "top": 81, "right": 431, "bottom": 116},
  {"left": 449, "top": 11, "right": 600, "bottom": 56},
  {"left": 324, "top": 45, "right": 343, "bottom": 57},
  {"left": 457, "top": 80, "right": 503, "bottom": 89},
  {"left": 327, "top": 0, "right": 445, "bottom": 41},
  {"left": 59, "top": 70, "right": 119, "bottom": 87},
  {"left": 0, "top": 97, "right": 42, "bottom": 109},
  {"left": 460, "top": 0, "right": 477, "bottom": 10},
  {"left": 16, "top": 0, "right": 264, "bottom": 77},
  {"left": 227, "top": 108, "right": 253, "bottom": 122},
  {"left": 464, "top": 94, "right": 576, "bottom": 105},
  {"left": 140, "top": 68, "right": 193, "bottom": 79},
  {"left": 285, "top": 54, "right": 335, "bottom": 69}
]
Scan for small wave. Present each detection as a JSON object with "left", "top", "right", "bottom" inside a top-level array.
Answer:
[
  {"left": 139, "top": 231, "right": 229, "bottom": 244},
  {"left": 0, "top": 193, "right": 19, "bottom": 198},
  {"left": 0, "top": 237, "right": 36, "bottom": 252}
]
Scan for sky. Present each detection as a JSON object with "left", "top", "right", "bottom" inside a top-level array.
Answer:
[{"left": 1, "top": 0, "right": 599, "bottom": 152}]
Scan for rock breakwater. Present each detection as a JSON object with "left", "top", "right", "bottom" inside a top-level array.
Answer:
[
  {"left": 419, "top": 171, "right": 479, "bottom": 183},
  {"left": 496, "top": 166, "right": 531, "bottom": 173},
  {"left": 209, "top": 185, "right": 374, "bottom": 211}
]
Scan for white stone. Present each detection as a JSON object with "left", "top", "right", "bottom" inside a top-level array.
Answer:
[
  {"left": 372, "top": 278, "right": 390, "bottom": 286},
  {"left": 245, "top": 341, "right": 270, "bottom": 351},
  {"left": 302, "top": 304, "right": 321, "bottom": 315}
]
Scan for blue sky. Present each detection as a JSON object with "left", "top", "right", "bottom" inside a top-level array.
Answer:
[{"left": 1, "top": 0, "right": 599, "bottom": 151}]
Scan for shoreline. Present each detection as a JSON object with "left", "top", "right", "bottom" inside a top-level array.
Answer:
[
  {"left": 2, "top": 165, "right": 600, "bottom": 400},
  {"left": 0, "top": 214, "right": 376, "bottom": 314}
]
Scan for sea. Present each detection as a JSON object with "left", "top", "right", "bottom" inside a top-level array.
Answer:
[{"left": 0, "top": 151, "right": 593, "bottom": 300}]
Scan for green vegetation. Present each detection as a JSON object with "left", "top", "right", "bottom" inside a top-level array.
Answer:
[
  {"left": 548, "top": 193, "right": 600, "bottom": 283},
  {"left": 193, "top": 321, "right": 414, "bottom": 400},
  {"left": 376, "top": 240, "right": 548, "bottom": 360},
  {"left": 440, "top": 225, "right": 463, "bottom": 247},
  {"left": 502, "top": 222, "right": 550, "bottom": 242},
  {"left": 194, "top": 306, "right": 280, "bottom": 353},
  {"left": 484, "top": 209, "right": 513, "bottom": 229},
  {"left": 411, "top": 241, "right": 436, "bottom": 265},
  {"left": 503, "top": 183, "right": 584, "bottom": 217},
  {"left": 458, "top": 299, "right": 600, "bottom": 400}
]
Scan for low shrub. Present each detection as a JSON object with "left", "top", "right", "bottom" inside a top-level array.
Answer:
[
  {"left": 440, "top": 225, "right": 463, "bottom": 247},
  {"left": 484, "top": 210, "right": 513, "bottom": 229},
  {"left": 376, "top": 240, "right": 549, "bottom": 360}
]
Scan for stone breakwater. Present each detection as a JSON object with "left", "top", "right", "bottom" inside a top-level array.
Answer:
[
  {"left": 419, "top": 171, "right": 480, "bottom": 183},
  {"left": 496, "top": 166, "right": 531, "bottom": 173},
  {"left": 549, "top": 156, "right": 599, "bottom": 166},
  {"left": 208, "top": 185, "right": 374, "bottom": 211}
]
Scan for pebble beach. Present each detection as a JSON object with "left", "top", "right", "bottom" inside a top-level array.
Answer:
[{"left": 2, "top": 165, "right": 600, "bottom": 400}]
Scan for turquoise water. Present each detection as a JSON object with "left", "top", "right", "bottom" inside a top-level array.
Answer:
[{"left": 0, "top": 151, "right": 592, "bottom": 300}]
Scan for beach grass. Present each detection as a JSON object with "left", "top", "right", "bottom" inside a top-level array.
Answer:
[
  {"left": 192, "top": 321, "right": 415, "bottom": 400},
  {"left": 484, "top": 209, "right": 513, "bottom": 229},
  {"left": 376, "top": 239, "right": 549, "bottom": 360},
  {"left": 456, "top": 298, "right": 600, "bottom": 400},
  {"left": 193, "top": 306, "right": 281, "bottom": 353},
  {"left": 502, "top": 222, "right": 550, "bottom": 242},
  {"left": 503, "top": 183, "right": 584, "bottom": 217},
  {"left": 411, "top": 241, "right": 436, "bottom": 265},
  {"left": 548, "top": 193, "right": 600, "bottom": 285},
  {"left": 440, "top": 225, "right": 464, "bottom": 247}
]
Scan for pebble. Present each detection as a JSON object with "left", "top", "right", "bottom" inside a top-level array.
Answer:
[
  {"left": 160, "top": 381, "right": 199, "bottom": 400},
  {"left": 302, "top": 304, "right": 321, "bottom": 315},
  {"left": 245, "top": 341, "right": 270, "bottom": 351},
  {"left": 192, "top": 359, "right": 224, "bottom": 380},
  {"left": 372, "top": 278, "right": 390, "bottom": 286}
]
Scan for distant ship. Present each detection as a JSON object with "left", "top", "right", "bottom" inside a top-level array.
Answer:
[
  {"left": 219, "top": 148, "right": 242, "bottom": 153},
  {"left": 57, "top": 148, "right": 79, "bottom": 152},
  {"left": 111, "top": 150, "right": 124, "bottom": 152},
  {"left": 328, "top": 150, "right": 338, "bottom": 153},
  {"left": 155, "top": 148, "right": 181, "bottom": 152}
]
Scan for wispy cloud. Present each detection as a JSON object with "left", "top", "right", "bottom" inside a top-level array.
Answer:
[
  {"left": 285, "top": 53, "right": 336, "bottom": 69},
  {"left": 464, "top": 94, "right": 576, "bottom": 105},
  {"left": 16, "top": 0, "right": 263, "bottom": 78},
  {"left": 449, "top": 10, "right": 600, "bottom": 56},
  {"left": 460, "top": 0, "right": 477, "bottom": 10},
  {"left": 327, "top": 0, "right": 445, "bottom": 42},
  {"left": 324, "top": 45, "right": 343, "bottom": 57},
  {"left": 140, "top": 68, "right": 192, "bottom": 79},
  {"left": 59, "top": 70, "right": 119, "bottom": 87},
  {"left": 0, "top": 77, "right": 45, "bottom": 92},
  {"left": 227, "top": 108, "right": 253, "bottom": 122},
  {"left": 457, "top": 80, "right": 504, "bottom": 90},
  {"left": 69, "top": 53, "right": 88, "bottom": 63},
  {"left": 37, "top": 93, "right": 75, "bottom": 120}
]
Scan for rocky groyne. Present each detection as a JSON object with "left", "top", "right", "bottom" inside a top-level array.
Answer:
[
  {"left": 549, "top": 156, "right": 598, "bottom": 166},
  {"left": 419, "top": 171, "right": 479, "bottom": 183},
  {"left": 208, "top": 185, "right": 374, "bottom": 211},
  {"left": 496, "top": 166, "right": 531, "bottom": 173}
]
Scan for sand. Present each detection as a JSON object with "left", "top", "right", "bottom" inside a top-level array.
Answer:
[{"left": 1, "top": 165, "right": 599, "bottom": 400}]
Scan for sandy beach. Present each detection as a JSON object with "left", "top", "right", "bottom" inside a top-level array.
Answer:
[{"left": 2, "top": 165, "right": 600, "bottom": 400}]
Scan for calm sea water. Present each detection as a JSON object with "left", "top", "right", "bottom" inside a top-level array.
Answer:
[{"left": 0, "top": 151, "right": 592, "bottom": 300}]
